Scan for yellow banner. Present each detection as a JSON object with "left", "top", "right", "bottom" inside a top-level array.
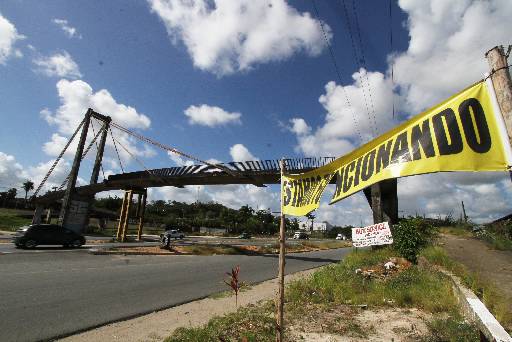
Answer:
[{"left": 282, "top": 81, "right": 511, "bottom": 216}]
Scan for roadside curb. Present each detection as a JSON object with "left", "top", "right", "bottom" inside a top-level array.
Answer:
[{"left": 441, "top": 269, "right": 512, "bottom": 341}]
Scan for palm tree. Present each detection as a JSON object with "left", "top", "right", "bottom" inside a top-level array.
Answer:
[
  {"left": 22, "top": 180, "right": 34, "bottom": 205},
  {"left": 305, "top": 212, "right": 316, "bottom": 231}
]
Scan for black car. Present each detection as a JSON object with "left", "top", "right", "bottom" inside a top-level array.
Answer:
[{"left": 13, "top": 224, "right": 86, "bottom": 249}]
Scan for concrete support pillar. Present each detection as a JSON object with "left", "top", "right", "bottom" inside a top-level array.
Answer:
[
  {"left": 59, "top": 109, "right": 92, "bottom": 228},
  {"left": 90, "top": 118, "right": 111, "bottom": 185},
  {"left": 45, "top": 208, "right": 52, "bottom": 224},
  {"left": 363, "top": 179, "right": 398, "bottom": 225},
  {"left": 32, "top": 205, "right": 44, "bottom": 224},
  {"left": 137, "top": 191, "right": 147, "bottom": 241}
]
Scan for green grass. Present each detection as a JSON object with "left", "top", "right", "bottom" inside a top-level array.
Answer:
[
  {"left": 438, "top": 225, "right": 473, "bottom": 237},
  {"left": 166, "top": 248, "right": 480, "bottom": 341},
  {"left": 0, "top": 208, "right": 32, "bottom": 232},
  {"left": 165, "top": 302, "right": 276, "bottom": 342},
  {"left": 420, "top": 246, "right": 512, "bottom": 331},
  {"left": 286, "top": 248, "right": 457, "bottom": 314}
]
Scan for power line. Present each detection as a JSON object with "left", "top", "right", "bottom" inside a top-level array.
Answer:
[
  {"left": 389, "top": 0, "right": 396, "bottom": 119},
  {"left": 349, "top": 0, "right": 379, "bottom": 136},
  {"left": 311, "top": 0, "right": 364, "bottom": 144},
  {"left": 338, "top": 0, "right": 378, "bottom": 139}
]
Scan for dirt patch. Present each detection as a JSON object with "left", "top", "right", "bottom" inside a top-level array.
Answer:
[
  {"left": 440, "top": 234, "right": 512, "bottom": 308},
  {"left": 291, "top": 307, "right": 430, "bottom": 341}
]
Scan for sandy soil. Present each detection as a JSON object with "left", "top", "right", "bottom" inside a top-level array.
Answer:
[
  {"left": 440, "top": 234, "right": 512, "bottom": 307},
  {"left": 294, "top": 308, "right": 430, "bottom": 341}
]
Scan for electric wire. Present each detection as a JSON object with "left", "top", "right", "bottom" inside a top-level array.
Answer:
[
  {"left": 338, "top": 0, "right": 378, "bottom": 138},
  {"left": 350, "top": 0, "right": 379, "bottom": 135},
  {"left": 311, "top": 0, "right": 364, "bottom": 144},
  {"left": 389, "top": 0, "right": 395, "bottom": 119}
]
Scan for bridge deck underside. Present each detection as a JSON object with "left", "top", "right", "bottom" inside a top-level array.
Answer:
[{"left": 35, "top": 158, "right": 337, "bottom": 204}]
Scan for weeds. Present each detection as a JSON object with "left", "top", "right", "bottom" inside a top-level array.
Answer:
[
  {"left": 420, "top": 246, "right": 512, "bottom": 331},
  {"left": 165, "top": 303, "right": 276, "bottom": 342},
  {"left": 224, "top": 265, "right": 242, "bottom": 308}
]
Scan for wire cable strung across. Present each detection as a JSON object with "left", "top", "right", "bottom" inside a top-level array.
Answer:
[
  {"left": 349, "top": 0, "right": 379, "bottom": 136},
  {"left": 109, "top": 133, "right": 170, "bottom": 187},
  {"left": 110, "top": 121, "right": 239, "bottom": 177},
  {"left": 31, "top": 117, "right": 86, "bottom": 199},
  {"left": 109, "top": 127, "right": 125, "bottom": 173},
  {"left": 311, "top": 0, "right": 364, "bottom": 144},
  {"left": 389, "top": 0, "right": 396, "bottom": 119},
  {"left": 90, "top": 118, "right": 106, "bottom": 181},
  {"left": 58, "top": 124, "right": 105, "bottom": 190}
]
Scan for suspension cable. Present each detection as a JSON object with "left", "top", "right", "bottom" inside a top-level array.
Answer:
[
  {"left": 109, "top": 127, "right": 125, "bottom": 173},
  {"left": 31, "top": 118, "right": 86, "bottom": 199},
  {"left": 90, "top": 119, "right": 106, "bottom": 181},
  {"left": 110, "top": 134, "right": 169, "bottom": 186},
  {"left": 110, "top": 121, "right": 238, "bottom": 177},
  {"left": 58, "top": 124, "right": 105, "bottom": 190}
]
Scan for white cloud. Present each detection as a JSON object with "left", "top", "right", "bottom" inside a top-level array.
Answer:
[
  {"left": 148, "top": 0, "right": 329, "bottom": 76},
  {"left": 229, "top": 143, "right": 257, "bottom": 162},
  {"left": 184, "top": 104, "right": 241, "bottom": 127},
  {"left": 290, "top": 69, "right": 396, "bottom": 157},
  {"left": 168, "top": 151, "right": 194, "bottom": 166},
  {"left": 0, "top": 151, "right": 75, "bottom": 195},
  {"left": 53, "top": 18, "right": 81, "bottom": 39},
  {"left": 0, "top": 13, "right": 24, "bottom": 64},
  {"left": 285, "top": 0, "right": 512, "bottom": 224},
  {"left": 394, "top": 0, "right": 512, "bottom": 113},
  {"left": 42, "top": 79, "right": 154, "bottom": 168},
  {"left": 0, "top": 152, "right": 28, "bottom": 190},
  {"left": 155, "top": 183, "right": 279, "bottom": 211},
  {"left": 33, "top": 51, "right": 82, "bottom": 79}
]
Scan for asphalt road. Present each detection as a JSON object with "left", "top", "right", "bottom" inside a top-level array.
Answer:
[{"left": 0, "top": 247, "right": 350, "bottom": 342}]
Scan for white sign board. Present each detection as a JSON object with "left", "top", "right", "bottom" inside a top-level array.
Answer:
[{"left": 352, "top": 222, "right": 393, "bottom": 248}]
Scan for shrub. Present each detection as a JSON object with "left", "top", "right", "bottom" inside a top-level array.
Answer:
[{"left": 392, "top": 217, "right": 436, "bottom": 263}]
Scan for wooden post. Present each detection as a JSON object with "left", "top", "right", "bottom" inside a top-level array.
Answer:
[
  {"left": 276, "top": 159, "right": 286, "bottom": 342},
  {"left": 137, "top": 191, "right": 147, "bottom": 241},
  {"left": 486, "top": 46, "right": 512, "bottom": 147},
  {"left": 121, "top": 190, "right": 133, "bottom": 242},
  {"left": 461, "top": 201, "right": 468, "bottom": 223}
]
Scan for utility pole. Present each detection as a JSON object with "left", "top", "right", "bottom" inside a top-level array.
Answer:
[
  {"left": 461, "top": 201, "right": 468, "bottom": 223},
  {"left": 486, "top": 46, "right": 512, "bottom": 148},
  {"left": 276, "top": 159, "right": 286, "bottom": 342},
  {"left": 486, "top": 45, "right": 512, "bottom": 183}
]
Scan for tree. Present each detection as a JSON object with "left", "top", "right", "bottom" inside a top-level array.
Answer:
[
  {"left": 22, "top": 180, "right": 34, "bottom": 204},
  {"left": 305, "top": 211, "right": 316, "bottom": 231}
]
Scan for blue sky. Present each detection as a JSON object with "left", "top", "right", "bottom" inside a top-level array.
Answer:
[{"left": 1, "top": 0, "right": 511, "bottom": 225}]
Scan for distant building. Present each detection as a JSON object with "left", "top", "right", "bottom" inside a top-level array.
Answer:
[{"left": 298, "top": 221, "right": 333, "bottom": 232}]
